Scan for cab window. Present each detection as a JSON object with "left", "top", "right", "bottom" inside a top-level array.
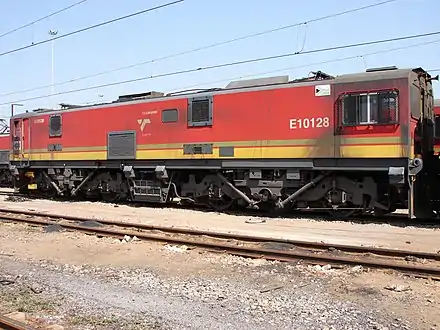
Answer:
[{"left": 342, "top": 90, "right": 398, "bottom": 125}]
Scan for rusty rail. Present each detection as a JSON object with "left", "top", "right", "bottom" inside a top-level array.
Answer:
[
  {"left": 0, "top": 207, "right": 438, "bottom": 261},
  {"left": 1, "top": 210, "right": 440, "bottom": 278},
  {"left": 0, "top": 315, "right": 35, "bottom": 330}
]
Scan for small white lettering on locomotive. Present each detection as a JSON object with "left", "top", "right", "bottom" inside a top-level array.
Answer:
[
  {"left": 33, "top": 118, "right": 44, "bottom": 124},
  {"left": 289, "top": 117, "right": 330, "bottom": 129},
  {"left": 142, "top": 110, "right": 158, "bottom": 115}
]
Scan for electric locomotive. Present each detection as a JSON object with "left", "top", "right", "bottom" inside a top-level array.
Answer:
[{"left": 8, "top": 66, "right": 438, "bottom": 219}]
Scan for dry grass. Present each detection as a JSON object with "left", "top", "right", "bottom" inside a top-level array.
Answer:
[
  {"left": 0, "top": 286, "right": 60, "bottom": 314},
  {"left": 69, "top": 313, "right": 167, "bottom": 330}
]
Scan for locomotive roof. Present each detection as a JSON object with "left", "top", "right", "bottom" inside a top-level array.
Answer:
[
  {"left": 11, "top": 66, "right": 427, "bottom": 119},
  {"left": 435, "top": 99, "right": 440, "bottom": 107}
]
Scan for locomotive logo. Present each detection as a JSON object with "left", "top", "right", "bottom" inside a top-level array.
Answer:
[{"left": 137, "top": 118, "right": 151, "bottom": 132}]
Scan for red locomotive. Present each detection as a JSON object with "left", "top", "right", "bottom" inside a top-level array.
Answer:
[{"left": 8, "top": 67, "right": 438, "bottom": 219}]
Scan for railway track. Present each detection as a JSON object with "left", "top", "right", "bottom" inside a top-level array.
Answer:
[
  {"left": 1, "top": 208, "right": 440, "bottom": 279},
  {"left": 0, "top": 315, "right": 36, "bottom": 330}
]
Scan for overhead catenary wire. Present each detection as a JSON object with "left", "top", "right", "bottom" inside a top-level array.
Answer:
[
  {"left": 0, "top": 0, "right": 89, "bottom": 39},
  {"left": 0, "top": 0, "right": 183, "bottom": 58},
  {"left": 0, "top": 0, "right": 399, "bottom": 98},
  {"left": 165, "top": 39, "right": 440, "bottom": 94},
  {"left": 1, "top": 29, "right": 439, "bottom": 106},
  {"left": 84, "top": 39, "right": 440, "bottom": 103}
]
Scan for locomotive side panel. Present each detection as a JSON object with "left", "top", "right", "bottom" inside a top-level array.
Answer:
[
  {"left": 13, "top": 98, "right": 187, "bottom": 162},
  {"left": 10, "top": 78, "right": 409, "bottom": 165},
  {"left": 134, "top": 85, "right": 335, "bottom": 160},
  {"left": 13, "top": 84, "right": 336, "bottom": 163},
  {"left": 0, "top": 134, "right": 10, "bottom": 162}
]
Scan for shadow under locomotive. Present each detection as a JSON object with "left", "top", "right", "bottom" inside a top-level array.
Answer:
[{"left": 3, "top": 190, "right": 439, "bottom": 229}]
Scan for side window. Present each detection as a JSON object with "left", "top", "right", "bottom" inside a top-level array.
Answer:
[
  {"left": 187, "top": 95, "right": 213, "bottom": 127},
  {"left": 410, "top": 84, "right": 421, "bottom": 118},
  {"left": 435, "top": 115, "right": 440, "bottom": 138},
  {"left": 162, "top": 109, "right": 178, "bottom": 123},
  {"left": 342, "top": 90, "right": 398, "bottom": 125},
  {"left": 49, "top": 114, "right": 62, "bottom": 137}
]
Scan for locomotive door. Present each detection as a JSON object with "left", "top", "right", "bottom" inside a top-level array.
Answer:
[
  {"left": 11, "top": 118, "right": 23, "bottom": 158},
  {"left": 11, "top": 118, "right": 30, "bottom": 160}
]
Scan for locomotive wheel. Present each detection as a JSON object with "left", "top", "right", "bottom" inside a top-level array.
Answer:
[
  {"left": 325, "top": 201, "right": 359, "bottom": 220},
  {"left": 41, "top": 188, "right": 57, "bottom": 199},
  {"left": 207, "top": 195, "right": 235, "bottom": 212},
  {"left": 101, "top": 191, "right": 120, "bottom": 203}
]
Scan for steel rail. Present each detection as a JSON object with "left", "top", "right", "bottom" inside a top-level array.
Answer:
[
  {"left": 0, "top": 315, "right": 36, "bottom": 330},
  {"left": 1, "top": 212, "right": 440, "bottom": 278},
  {"left": 0, "top": 208, "right": 438, "bottom": 261}
]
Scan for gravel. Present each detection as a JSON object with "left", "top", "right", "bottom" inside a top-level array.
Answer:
[{"left": 0, "top": 255, "right": 410, "bottom": 330}]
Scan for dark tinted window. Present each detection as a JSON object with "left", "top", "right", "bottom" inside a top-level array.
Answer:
[
  {"left": 49, "top": 114, "right": 62, "bottom": 137},
  {"left": 162, "top": 109, "right": 178, "bottom": 123}
]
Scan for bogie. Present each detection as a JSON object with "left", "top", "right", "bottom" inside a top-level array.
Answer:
[{"left": 13, "top": 166, "right": 403, "bottom": 218}]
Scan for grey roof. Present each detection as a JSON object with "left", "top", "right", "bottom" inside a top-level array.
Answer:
[{"left": 10, "top": 67, "right": 428, "bottom": 119}]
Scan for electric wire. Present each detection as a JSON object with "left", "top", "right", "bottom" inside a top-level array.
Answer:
[
  {"left": 0, "top": 0, "right": 89, "bottom": 39},
  {"left": 0, "top": 0, "right": 398, "bottom": 98},
  {"left": 0, "top": 0, "right": 183, "bottom": 58},
  {"left": 165, "top": 39, "right": 440, "bottom": 93},
  {"left": 1, "top": 30, "right": 439, "bottom": 106}
]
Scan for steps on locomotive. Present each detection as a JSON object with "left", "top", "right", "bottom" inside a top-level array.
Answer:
[{"left": 131, "top": 179, "right": 164, "bottom": 202}]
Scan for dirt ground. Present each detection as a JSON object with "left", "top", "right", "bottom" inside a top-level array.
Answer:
[
  {"left": 0, "top": 221, "right": 440, "bottom": 329},
  {"left": 0, "top": 192, "right": 439, "bottom": 253}
]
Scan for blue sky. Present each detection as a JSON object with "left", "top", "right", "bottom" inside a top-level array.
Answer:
[{"left": 0, "top": 0, "right": 438, "bottom": 118}]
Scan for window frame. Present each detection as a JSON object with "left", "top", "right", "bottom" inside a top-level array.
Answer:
[
  {"left": 340, "top": 89, "right": 399, "bottom": 127},
  {"left": 49, "top": 114, "right": 62, "bottom": 137},
  {"left": 434, "top": 114, "right": 440, "bottom": 138},
  {"left": 187, "top": 95, "right": 213, "bottom": 127}
]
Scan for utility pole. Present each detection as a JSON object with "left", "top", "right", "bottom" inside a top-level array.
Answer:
[
  {"left": 48, "top": 29, "right": 58, "bottom": 100},
  {"left": 11, "top": 103, "right": 23, "bottom": 117}
]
